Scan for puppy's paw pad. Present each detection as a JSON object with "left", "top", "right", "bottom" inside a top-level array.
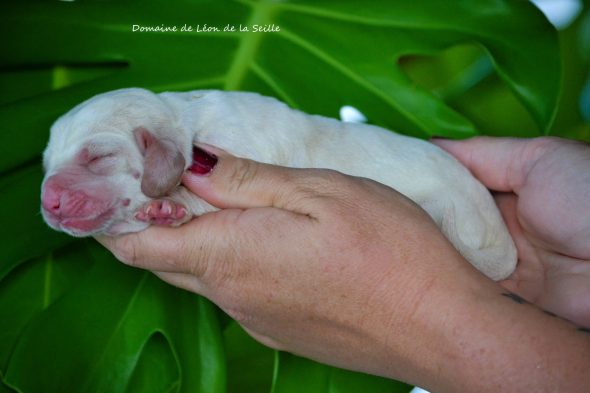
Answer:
[{"left": 135, "top": 199, "right": 189, "bottom": 226}]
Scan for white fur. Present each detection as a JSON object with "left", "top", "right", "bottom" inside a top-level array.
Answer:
[{"left": 42, "top": 88, "right": 517, "bottom": 280}]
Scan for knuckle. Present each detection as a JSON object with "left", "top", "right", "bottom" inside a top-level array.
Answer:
[
  {"left": 279, "top": 168, "right": 363, "bottom": 214},
  {"left": 164, "top": 235, "right": 197, "bottom": 272},
  {"left": 510, "top": 137, "right": 562, "bottom": 188},
  {"left": 185, "top": 216, "right": 240, "bottom": 284},
  {"left": 293, "top": 169, "right": 350, "bottom": 196},
  {"left": 527, "top": 136, "right": 562, "bottom": 156},
  {"left": 226, "top": 158, "right": 259, "bottom": 195},
  {"left": 111, "top": 236, "right": 141, "bottom": 266},
  {"left": 186, "top": 239, "right": 213, "bottom": 279},
  {"left": 209, "top": 240, "right": 241, "bottom": 285}
]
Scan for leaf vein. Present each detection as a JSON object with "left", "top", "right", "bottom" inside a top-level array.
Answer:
[
  {"left": 278, "top": 28, "right": 430, "bottom": 133},
  {"left": 250, "top": 62, "right": 298, "bottom": 108}
]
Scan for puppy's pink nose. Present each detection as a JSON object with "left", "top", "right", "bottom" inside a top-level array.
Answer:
[
  {"left": 41, "top": 183, "right": 63, "bottom": 214},
  {"left": 42, "top": 176, "right": 110, "bottom": 220},
  {"left": 42, "top": 178, "right": 91, "bottom": 218}
]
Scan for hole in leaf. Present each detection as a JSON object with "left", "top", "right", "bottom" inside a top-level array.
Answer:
[
  {"left": 125, "top": 332, "right": 180, "bottom": 393},
  {"left": 339, "top": 105, "right": 367, "bottom": 123},
  {"left": 399, "top": 44, "right": 494, "bottom": 101},
  {"left": 530, "top": 0, "right": 583, "bottom": 30},
  {"left": 399, "top": 44, "right": 539, "bottom": 136}
]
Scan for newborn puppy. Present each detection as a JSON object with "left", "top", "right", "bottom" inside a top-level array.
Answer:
[{"left": 41, "top": 88, "right": 517, "bottom": 280}]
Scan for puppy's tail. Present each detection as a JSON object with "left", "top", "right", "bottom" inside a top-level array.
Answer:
[{"left": 440, "top": 203, "right": 517, "bottom": 281}]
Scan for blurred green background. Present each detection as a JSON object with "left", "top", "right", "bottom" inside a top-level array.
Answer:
[{"left": 0, "top": 0, "right": 588, "bottom": 392}]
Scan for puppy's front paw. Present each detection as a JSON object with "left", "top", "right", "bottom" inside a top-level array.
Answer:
[{"left": 135, "top": 199, "right": 191, "bottom": 226}]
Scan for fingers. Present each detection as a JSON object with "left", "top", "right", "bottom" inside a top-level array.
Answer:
[
  {"left": 95, "top": 228, "right": 190, "bottom": 273},
  {"left": 94, "top": 211, "right": 224, "bottom": 274},
  {"left": 181, "top": 144, "right": 331, "bottom": 214},
  {"left": 432, "top": 136, "right": 554, "bottom": 193},
  {"left": 493, "top": 192, "right": 541, "bottom": 272},
  {"left": 95, "top": 144, "right": 333, "bottom": 286}
]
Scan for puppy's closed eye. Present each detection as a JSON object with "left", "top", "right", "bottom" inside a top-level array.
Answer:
[
  {"left": 87, "top": 153, "right": 118, "bottom": 175},
  {"left": 77, "top": 148, "right": 119, "bottom": 175}
]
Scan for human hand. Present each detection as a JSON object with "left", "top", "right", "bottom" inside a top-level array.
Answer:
[
  {"left": 97, "top": 144, "right": 590, "bottom": 391},
  {"left": 96, "top": 145, "right": 484, "bottom": 382},
  {"left": 433, "top": 136, "right": 590, "bottom": 326}
]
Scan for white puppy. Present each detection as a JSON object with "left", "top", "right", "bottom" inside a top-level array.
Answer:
[{"left": 41, "top": 88, "right": 517, "bottom": 280}]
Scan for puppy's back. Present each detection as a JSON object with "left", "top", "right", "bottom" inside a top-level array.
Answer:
[{"left": 162, "top": 90, "right": 517, "bottom": 280}]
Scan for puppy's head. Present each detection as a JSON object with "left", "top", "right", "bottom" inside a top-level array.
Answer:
[{"left": 40, "top": 88, "right": 190, "bottom": 237}]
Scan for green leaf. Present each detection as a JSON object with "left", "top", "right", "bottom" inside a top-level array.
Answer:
[
  {"left": 0, "top": 381, "right": 17, "bottom": 393},
  {"left": 0, "top": 0, "right": 559, "bottom": 173},
  {"left": 223, "top": 322, "right": 274, "bottom": 393},
  {"left": 0, "top": 164, "right": 73, "bottom": 280},
  {"left": 271, "top": 352, "right": 412, "bottom": 393},
  {"left": 2, "top": 242, "right": 226, "bottom": 393},
  {"left": 0, "top": 242, "right": 93, "bottom": 374},
  {"left": 124, "top": 333, "right": 180, "bottom": 393}
]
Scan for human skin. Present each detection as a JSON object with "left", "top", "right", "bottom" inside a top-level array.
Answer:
[
  {"left": 433, "top": 136, "right": 590, "bottom": 326},
  {"left": 97, "top": 136, "right": 590, "bottom": 392}
]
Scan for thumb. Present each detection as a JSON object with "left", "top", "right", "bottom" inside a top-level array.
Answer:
[
  {"left": 432, "top": 136, "right": 547, "bottom": 193},
  {"left": 182, "top": 144, "right": 311, "bottom": 211}
]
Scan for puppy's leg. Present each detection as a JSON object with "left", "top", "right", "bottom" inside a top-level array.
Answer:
[
  {"left": 135, "top": 199, "right": 189, "bottom": 226},
  {"left": 135, "top": 186, "right": 216, "bottom": 227}
]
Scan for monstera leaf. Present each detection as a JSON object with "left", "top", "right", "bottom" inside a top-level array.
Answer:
[
  {"left": 0, "top": 0, "right": 559, "bottom": 392},
  {"left": 1, "top": 241, "right": 226, "bottom": 393}
]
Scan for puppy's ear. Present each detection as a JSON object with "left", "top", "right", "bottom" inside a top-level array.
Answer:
[{"left": 134, "top": 127, "right": 186, "bottom": 198}]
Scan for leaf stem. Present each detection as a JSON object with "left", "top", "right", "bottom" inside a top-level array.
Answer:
[{"left": 224, "top": 1, "right": 275, "bottom": 90}]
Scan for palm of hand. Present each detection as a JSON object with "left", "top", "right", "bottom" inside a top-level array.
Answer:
[
  {"left": 434, "top": 137, "right": 590, "bottom": 326},
  {"left": 494, "top": 140, "right": 590, "bottom": 326}
]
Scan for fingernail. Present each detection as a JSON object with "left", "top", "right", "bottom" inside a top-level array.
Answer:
[{"left": 190, "top": 146, "right": 218, "bottom": 175}]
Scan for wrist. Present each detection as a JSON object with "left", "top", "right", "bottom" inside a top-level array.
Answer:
[
  {"left": 353, "top": 249, "right": 480, "bottom": 384},
  {"left": 377, "top": 265, "right": 590, "bottom": 392}
]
